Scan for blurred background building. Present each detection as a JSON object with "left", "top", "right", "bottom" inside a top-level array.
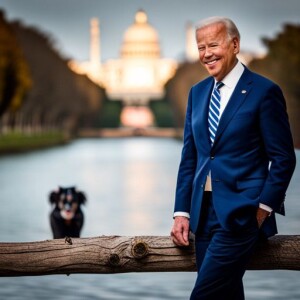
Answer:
[
  {"left": 70, "top": 10, "right": 178, "bottom": 127},
  {"left": 69, "top": 9, "right": 261, "bottom": 128}
]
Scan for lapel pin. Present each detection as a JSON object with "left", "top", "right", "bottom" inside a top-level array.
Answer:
[{"left": 241, "top": 90, "right": 247, "bottom": 94}]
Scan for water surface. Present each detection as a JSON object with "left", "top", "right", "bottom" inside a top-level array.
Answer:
[{"left": 0, "top": 138, "right": 299, "bottom": 299}]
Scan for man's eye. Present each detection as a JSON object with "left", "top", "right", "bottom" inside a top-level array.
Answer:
[{"left": 198, "top": 47, "right": 205, "bottom": 52}]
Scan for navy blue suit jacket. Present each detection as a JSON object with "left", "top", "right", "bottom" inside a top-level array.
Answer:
[{"left": 174, "top": 67, "right": 296, "bottom": 237}]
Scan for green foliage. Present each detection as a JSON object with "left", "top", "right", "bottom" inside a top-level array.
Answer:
[
  {"left": 149, "top": 99, "right": 175, "bottom": 127},
  {"left": 0, "top": 131, "right": 67, "bottom": 154},
  {"left": 165, "top": 61, "right": 207, "bottom": 127},
  {"left": 98, "top": 99, "right": 122, "bottom": 128},
  {"left": 250, "top": 23, "right": 300, "bottom": 100},
  {"left": 0, "top": 17, "right": 105, "bottom": 134},
  {"left": 0, "top": 10, "right": 32, "bottom": 116},
  {"left": 249, "top": 23, "right": 300, "bottom": 147}
]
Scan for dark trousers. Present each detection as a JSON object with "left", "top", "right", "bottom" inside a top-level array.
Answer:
[{"left": 190, "top": 192, "right": 259, "bottom": 300}]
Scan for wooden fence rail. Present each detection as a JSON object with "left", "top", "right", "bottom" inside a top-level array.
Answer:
[{"left": 0, "top": 235, "right": 299, "bottom": 277}]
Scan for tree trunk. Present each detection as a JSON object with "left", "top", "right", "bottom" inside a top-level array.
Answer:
[{"left": 0, "top": 235, "right": 299, "bottom": 277}]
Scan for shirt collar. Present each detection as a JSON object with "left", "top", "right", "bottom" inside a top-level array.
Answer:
[{"left": 215, "top": 61, "right": 245, "bottom": 89}]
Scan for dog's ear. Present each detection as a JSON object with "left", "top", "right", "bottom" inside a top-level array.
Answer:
[
  {"left": 49, "top": 191, "right": 60, "bottom": 204},
  {"left": 77, "top": 192, "right": 87, "bottom": 205}
]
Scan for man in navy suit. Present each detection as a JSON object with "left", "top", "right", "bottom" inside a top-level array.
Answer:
[{"left": 171, "top": 16, "right": 296, "bottom": 299}]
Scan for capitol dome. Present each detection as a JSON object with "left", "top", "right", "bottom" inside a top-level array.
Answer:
[{"left": 121, "top": 10, "right": 161, "bottom": 59}]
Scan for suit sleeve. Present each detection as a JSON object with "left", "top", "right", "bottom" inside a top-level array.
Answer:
[
  {"left": 259, "top": 84, "right": 296, "bottom": 213},
  {"left": 174, "top": 88, "right": 197, "bottom": 214}
]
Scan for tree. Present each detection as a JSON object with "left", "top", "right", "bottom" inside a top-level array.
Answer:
[
  {"left": 249, "top": 24, "right": 300, "bottom": 147},
  {"left": 9, "top": 19, "right": 105, "bottom": 134},
  {"left": 0, "top": 10, "right": 31, "bottom": 118},
  {"left": 165, "top": 61, "right": 207, "bottom": 128}
]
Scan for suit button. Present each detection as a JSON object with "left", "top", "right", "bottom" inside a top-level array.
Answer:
[{"left": 210, "top": 156, "right": 215, "bottom": 160}]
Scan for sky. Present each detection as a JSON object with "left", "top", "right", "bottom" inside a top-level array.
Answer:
[{"left": 1, "top": 0, "right": 299, "bottom": 62}]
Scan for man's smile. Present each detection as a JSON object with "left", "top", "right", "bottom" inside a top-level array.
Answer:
[{"left": 205, "top": 59, "right": 219, "bottom": 65}]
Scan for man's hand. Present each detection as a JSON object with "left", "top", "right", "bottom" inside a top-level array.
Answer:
[
  {"left": 170, "top": 216, "right": 190, "bottom": 246},
  {"left": 256, "top": 207, "right": 270, "bottom": 228}
]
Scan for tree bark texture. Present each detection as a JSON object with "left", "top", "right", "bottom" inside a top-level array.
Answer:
[{"left": 0, "top": 235, "right": 299, "bottom": 277}]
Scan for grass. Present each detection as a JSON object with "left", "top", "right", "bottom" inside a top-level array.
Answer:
[{"left": 0, "top": 131, "right": 69, "bottom": 154}]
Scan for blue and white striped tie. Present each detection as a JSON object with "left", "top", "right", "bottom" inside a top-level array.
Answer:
[{"left": 208, "top": 82, "right": 224, "bottom": 145}]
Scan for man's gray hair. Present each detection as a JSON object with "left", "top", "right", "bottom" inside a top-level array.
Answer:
[{"left": 195, "top": 16, "right": 240, "bottom": 41}]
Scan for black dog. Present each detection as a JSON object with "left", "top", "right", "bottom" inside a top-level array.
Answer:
[{"left": 49, "top": 187, "right": 86, "bottom": 239}]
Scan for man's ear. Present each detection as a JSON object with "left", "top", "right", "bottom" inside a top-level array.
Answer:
[{"left": 232, "top": 37, "right": 240, "bottom": 54}]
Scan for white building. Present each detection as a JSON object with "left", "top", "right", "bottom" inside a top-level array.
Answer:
[
  {"left": 70, "top": 10, "right": 177, "bottom": 106},
  {"left": 69, "top": 10, "right": 178, "bottom": 127}
]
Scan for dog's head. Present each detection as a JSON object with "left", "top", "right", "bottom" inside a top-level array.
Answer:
[{"left": 49, "top": 187, "right": 86, "bottom": 220}]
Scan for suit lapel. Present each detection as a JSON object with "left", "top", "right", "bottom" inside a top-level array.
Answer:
[
  {"left": 213, "top": 68, "right": 253, "bottom": 147},
  {"left": 195, "top": 78, "right": 214, "bottom": 150}
]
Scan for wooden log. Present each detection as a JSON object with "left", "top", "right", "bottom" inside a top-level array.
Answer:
[{"left": 0, "top": 235, "right": 299, "bottom": 277}]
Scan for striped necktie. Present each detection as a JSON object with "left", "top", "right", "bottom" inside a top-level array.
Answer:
[{"left": 208, "top": 81, "right": 224, "bottom": 145}]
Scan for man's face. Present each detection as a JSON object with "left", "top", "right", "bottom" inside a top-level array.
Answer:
[{"left": 196, "top": 23, "right": 239, "bottom": 81}]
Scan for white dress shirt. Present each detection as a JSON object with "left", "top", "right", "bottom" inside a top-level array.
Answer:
[{"left": 174, "top": 61, "right": 272, "bottom": 219}]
